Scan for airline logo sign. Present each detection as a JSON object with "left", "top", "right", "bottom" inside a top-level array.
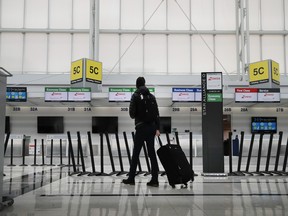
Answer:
[
  {"left": 249, "top": 60, "right": 269, "bottom": 85},
  {"left": 109, "top": 88, "right": 132, "bottom": 102},
  {"left": 235, "top": 88, "right": 258, "bottom": 103},
  {"left": 172, "top": 88, "right": 195, "bottom": 102},
  {"left": 206, "top": 73, "right": 222, "bottom": 90},
  {"left": 70, "top": 59, "right": 83, "bottom": 84},
  {"left": 271, "top": 60, "right": 280, "bottom": 85},
  {"left": 258, "top": 88, "right": 280, "bottom": 103},
  {"left": 86, "top": 59, "right": 102, "bottom": 84}
]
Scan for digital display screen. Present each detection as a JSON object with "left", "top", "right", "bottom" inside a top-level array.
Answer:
[
  {"left": 92, "top": 117, "right": 118, "bottom": 133},
  {"left": 159, "top": 117, "right": 172, "bottom": 133},
  {"left": 251, "top": 117, "right": 277, "bottom": 134},
  {"left": 37, "top": 116, "right": 64, "bottom": 134},
  {"left": 6, "top": 87, "right": 27, "bottom": 102}
]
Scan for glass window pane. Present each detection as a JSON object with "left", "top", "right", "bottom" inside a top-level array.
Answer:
[
  {"left": 248, "top": 0, "right": 261, "bottom": 30},
  {"left": 285, "top": 36, "right": 288, "bottom": 75},
  {"left": 121, "top": 0, "right": 143, "bottom": 29},
  {"left": 215, "top": 35, "right": 237, "bottom": 74},
  {"left": 50, "top": 0, "right": 72, "bottom": 29},
  {"left": 191, "top": 35, "right": 214, "bottom": 74},
  {"left": 250, "top": 35, "right": 261, "bottom": 63},
  {"left": 48, "top": 34, "right": 72, "bottom": 73},
  {"left": 168, "top": 35, "right": 190, "bottom": 74},
  {"left": 191, "top": 0, "right": 214, "bottom": 30},
  {"left": 99, "top": 34, "right": 120, "bottom": 73},
  {"left": 286, "top": 1, "right": 288, "bottom": 30},
  {"left": 168, "top": 0, "right": 190, "bottom": 30},
  {"left": 144, "top": 35, "right": 166, "bottom": 74},
  {"left": 262, "top": 0, "right": 284, "bottom": 30},
  {"left": 1, "top": 0, "right": 24, "bottom": 28},
  {"left": 73, "top": 0, "right": 90, "bottom": 29},
  {"left": 215, "top": 0, "right": 236, "bottom": 30},
  {"left": 144, "top": 0, "right": 166, "bottom": 30},
  {"left": 25, "top": 0, "right": 48, "bottom": 28},
  {"left": 72, "top": 34, "right": 89, "bottom": 61},
  {"left": 120, "top": 34, "right": 143, "bottom": 73},
  {"left": 0, "top": 33, "right": 23, "bottom": 73},
  {"left": 100, "top": 0, "right": 120, "bottom": 29},
  {"left": 23, "top": 33, "right": 47, "bottom": 73},
  {"left": 262, "top": 35, "right": 284, "bottom": 74}
]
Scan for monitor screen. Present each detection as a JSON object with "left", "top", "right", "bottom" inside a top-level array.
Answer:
[
  {"left": 5, "top": 116, "right": 10, "bottom": 134},
  {"left": 251, "top": 117, "right": 277, "bottom": 134},
  {"left": 159, "top": 117, "right": 172, "bottom": 133},
  {"left": 92, "top": 117, "right": 118, "bottom": 134},
  {"left": 6, "top": 87, "right": 27, "bottom": 102},
  {"left": 37, "top": 116, "right": 64, "bottom": 134}
]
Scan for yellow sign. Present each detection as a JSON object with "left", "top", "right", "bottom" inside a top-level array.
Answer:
[
  {"left": 70, "top": 59, "right": 83, "bottom": 84},
  {"left": 249, "top": 60, "right": 269, "bottom": 85},
  {"left": 271, "top": 60, "right": 280, "bottom": 85},
  {"left": 86, "top": 59, "right": 102, "bottom": 84}
]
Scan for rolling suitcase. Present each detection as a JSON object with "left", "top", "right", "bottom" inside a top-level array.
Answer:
[{"left": 157, "top": 144, "right": 194, "bottom": 188}]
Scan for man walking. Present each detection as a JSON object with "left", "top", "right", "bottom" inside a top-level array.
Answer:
[{"left": 122, "top": 77, "right": 160, "bottom": 187}]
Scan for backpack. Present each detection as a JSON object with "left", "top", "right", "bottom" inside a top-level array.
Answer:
[{"left": 137, "top": 93, "right": 158, "bottom": 123}]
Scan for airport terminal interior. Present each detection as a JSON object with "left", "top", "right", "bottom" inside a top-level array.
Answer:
[{"left": 1, "top": 0, "right": 288, "bottom": 215}]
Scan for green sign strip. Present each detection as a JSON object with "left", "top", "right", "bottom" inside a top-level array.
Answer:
[
  {"left": 45, "top": 87, "right": 68, "bottom": 92},
  {"left": 110, "top": 87, "right": 155, "bottom": 93},
  {"left": 68, "top": 87, "right": 91, "bottom": 92},
  {"left": 207, "top": 93, "right": 222, "bottom": 102}
]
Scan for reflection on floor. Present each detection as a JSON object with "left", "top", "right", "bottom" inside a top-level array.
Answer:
[{"left": 1, "top": 164, "right": 288, "bottom": 216}]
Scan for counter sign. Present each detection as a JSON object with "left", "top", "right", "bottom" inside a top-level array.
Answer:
[
  {"left": 70, "top": 59, "right": 83, "bottom": 84},
  {"left": 249, "top": 60, "right": 269, "bottom": 85},
  {"left": 86, "top": 59, "right": 102, "bottom": 84}
]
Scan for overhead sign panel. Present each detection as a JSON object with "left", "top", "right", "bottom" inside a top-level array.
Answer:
[
  {"left": 172, "top": 88, "right": 195, "bottom": 102},
  {"left": 249, "top": 60, "right": 270, "bottom": 85},
  {"left": 68, "top": 88, "right": 91, "bottom": 102},
  {"left": 271, "top": 60, "right": 280, "bottom": 85},
  {"left": 109, "top": 88, "right": 132, "bottom": 102},
  {"left": 45, "top": 87, "right": 91, "bottom": 102},
  {"left": 45, "top": 87, "right": 68, "bottom": 102},
  {"left": 258, "top": 88, "right": 280, "bottom": 103},
  {"left": 235, "top": 88, "right": 258, "bottom": 103},
  {"left": 70, "top": 59, "right": 83, "bottom": 84},
  {"left": 86, "top": 59, "right": 102, "bottom": 84}
]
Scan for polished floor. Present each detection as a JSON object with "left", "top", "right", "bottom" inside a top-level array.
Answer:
[{"left": 1, "top": 158, "right": 288, "bottom": 216}]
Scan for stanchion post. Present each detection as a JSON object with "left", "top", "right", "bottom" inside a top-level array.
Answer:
[
  {"left": 245, "top": 133, "right": 255, "bottom": 172},
  {"left": 274, "top": 131, "right": 283, "bottom": 171},
  {"left": 237, "top": 131, "right": 245, "bottom": 172},
  {"left": 7, "top": 139, "right": 16, "bottom": 167},
  {"left": 31, "top": 139, "right": 38, "bottom": 166},
  {"left": 49, "top": 139, "right": 55, "bottom": 166},
  {"left": 19, "top": 136, "right": 28, "bottom": 166},
  {"left": 40, "top": 139, "right": 46, "bottom": 166}
]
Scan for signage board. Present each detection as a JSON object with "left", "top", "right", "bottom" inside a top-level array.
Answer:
[
  {"left": 235, "top": 88, "right": 258, "bottom": 103},
  {"left": 6, "top": 87, "right": 27, "bottom": 102},
  {"left": 109, "top": 88, "right": 132, "bottom": 102},
  {"left": 257, "top": 88, "right": 280, "bottom": 103},
  {"left": 45, "top": 87, "right": 68, "bottom": 102},
  {"left": 172, "top": 88, "right": 195, "bottom": 102},
  {"left": 68, "top": 88, "right": 91, "bottom": 102}
]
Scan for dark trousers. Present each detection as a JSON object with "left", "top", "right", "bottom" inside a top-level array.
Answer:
[{"left": 128, "top": 123, "right": 159, "bottom": 181}]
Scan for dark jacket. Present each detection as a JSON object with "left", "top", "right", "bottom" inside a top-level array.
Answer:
[{"left": 129, "top": 86, "right": 160, "bottom": 130}]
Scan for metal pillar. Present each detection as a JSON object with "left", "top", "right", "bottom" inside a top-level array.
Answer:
[
  {"left": 0, "top": 67, "right": 13, "bottom": 209},
  {"left": 90, "top": 0, "right": 100, "bottom": 61},
  {"left": 236, "top": 0, "right": 250, "bottom": 81}
]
